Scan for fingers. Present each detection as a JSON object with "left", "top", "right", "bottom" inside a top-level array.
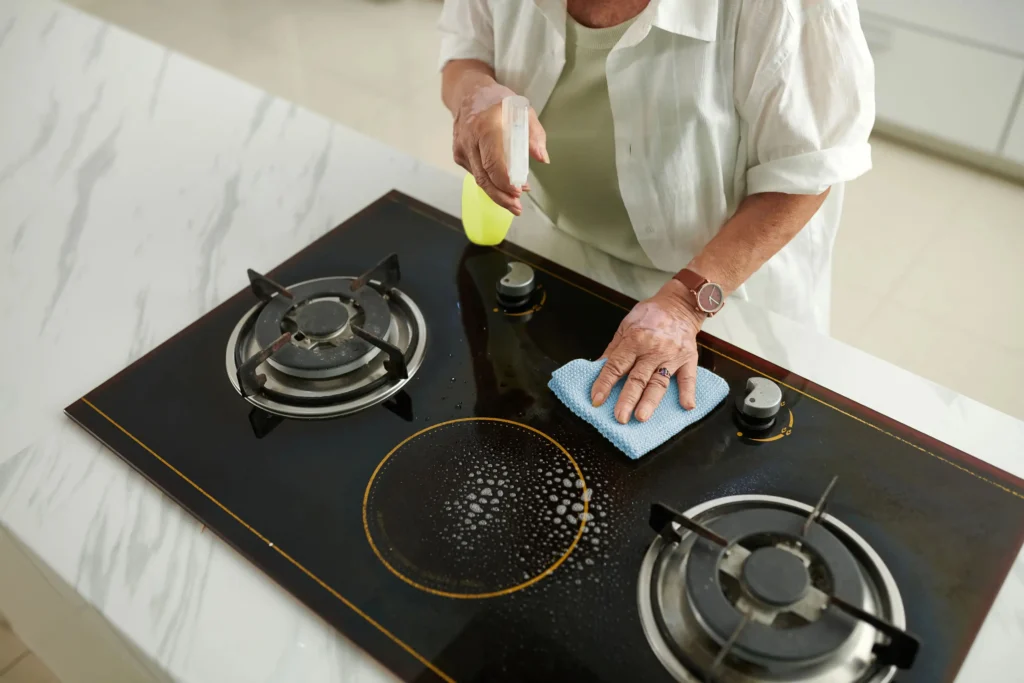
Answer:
[
  {"left": 528, "top": 108, "right": 549, "bottom": 163},
  {"left": 466, "top": 144, "right": 522, "bottom": 215},
  {"left": 590, "top": 346, "right": 636, "bottom": 408},
  {"left": 634, "top": 366, "right": 676, "bottom": 422},
  {"left": 676, "top": 358, "right": 698, "bottom": 410},
  {"left": 476, "top": 136, "right": 523, "bottom": 214},
  {"left": 613, "top": 359, "right": 659, "bottom": 424}
]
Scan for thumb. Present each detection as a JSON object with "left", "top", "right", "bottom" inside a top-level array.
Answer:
[
  {"left": 528, "top": 108, "right": 549, "bottom": 164},
  {"left": 676, "top": 358, "right": 698, "bottom": 411}
]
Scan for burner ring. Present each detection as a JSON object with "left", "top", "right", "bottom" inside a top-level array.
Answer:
[
  {"left": 363, "top": 418, "right": 588, "bottom": 599},
  {"left": 685, "top": 509, "right": 864, "bottom": 665},
  {"left": 254, "top": 278, "right": 392, "bottom": 378}
]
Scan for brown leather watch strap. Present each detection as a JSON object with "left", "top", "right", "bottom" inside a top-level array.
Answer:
[{"left": 673, "top": 268, "right": 707, "bottom": 292}]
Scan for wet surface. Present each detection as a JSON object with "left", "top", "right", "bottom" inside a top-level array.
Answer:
[{"left": 68, "top": 192, "right": 1024, "bottom": 683}]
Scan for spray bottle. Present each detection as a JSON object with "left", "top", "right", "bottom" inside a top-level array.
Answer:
[{"left": 461, "top": 95, "right": 530, "bottom": 246}]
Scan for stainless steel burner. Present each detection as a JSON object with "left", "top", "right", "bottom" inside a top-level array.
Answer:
[
  {"left": 225, "top": 275, "right": 427, "bottom": 419},
  {"left": 638, "top": 495, "right": 907, "bottom": 683}
]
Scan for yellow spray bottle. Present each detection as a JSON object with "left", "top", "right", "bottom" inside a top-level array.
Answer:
[{"left": 461, "top": 95, "right": 530, "bottom": 246}]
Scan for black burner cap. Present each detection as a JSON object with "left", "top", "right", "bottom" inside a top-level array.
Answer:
[
  {"left": 742, "top": 546, "right": 809, "bottom": 607},
  {"left": 296, "top": 299, "right": 349, "bottom": 338}
]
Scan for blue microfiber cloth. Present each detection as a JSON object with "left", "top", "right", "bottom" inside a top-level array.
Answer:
[{"left": 548, "top": 358, "right": 730, "bottom": 459}]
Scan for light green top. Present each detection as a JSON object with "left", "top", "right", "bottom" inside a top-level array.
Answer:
[{"left": 529, "top": 15, "right": 653, "bottom": 269}]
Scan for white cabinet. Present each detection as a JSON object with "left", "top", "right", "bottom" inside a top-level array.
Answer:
[
  {"left": 860, "top": 1, "right": 1024, "bottom": 56},
  {"left": 1004, "top": 99, "right": 1024, "bottom": 165},
  {"left": 861, "top": 15, "right": 1024, "bottom": 154}
]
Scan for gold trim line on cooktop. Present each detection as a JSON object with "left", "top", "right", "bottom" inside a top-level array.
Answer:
[
  {"left": 362, "top": 417, "right": 588, "bottom": 599},
  {"left": 78, "top": 397, "right": 456, "bottom": 683}
]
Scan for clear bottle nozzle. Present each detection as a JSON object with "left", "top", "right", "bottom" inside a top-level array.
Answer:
[{"left": 502, "top": 95, "right": 530, "bottom": 189}]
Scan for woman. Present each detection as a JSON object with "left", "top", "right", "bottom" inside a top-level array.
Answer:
[{"left": 439, "top": 0, "right": 875, "bottom": 424}]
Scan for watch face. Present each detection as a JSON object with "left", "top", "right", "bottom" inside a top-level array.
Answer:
[{"left": 697, "top": 283, "right": 725, "bottom": 313}]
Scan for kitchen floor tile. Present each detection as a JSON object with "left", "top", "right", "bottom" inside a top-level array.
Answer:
[
  {"left": 887, "top": 167, "right": 1024, "bottom": 348},
  {"left": 856, "top": 299, "right": 1024, "bottom": 420},
  {"left": 0, "top": 620, "right": 28, "bottom": 674},
  {"left": 836, "top": 137, "right": 969, "bottom": 296},
  {"left": 0, "top": 653, "right": 61, "bottom": 683}
]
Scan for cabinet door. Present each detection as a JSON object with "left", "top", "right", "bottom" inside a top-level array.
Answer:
[
  {"left": 860, "top": 0, "right": 1024, "bottom": 56},
  {"left": 1003, "top": 97, "right": 1024, "bottom": 165},
  {"left": 862, "top": 16, "right": 1024, "bottom": 153}
]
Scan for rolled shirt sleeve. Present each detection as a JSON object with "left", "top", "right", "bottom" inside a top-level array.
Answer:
[
  {"left": 737, "top": 0, "right": 876, "bottom": 196},
  {"left": 438, "top": 0, "right": 495, "bottom": 71}
]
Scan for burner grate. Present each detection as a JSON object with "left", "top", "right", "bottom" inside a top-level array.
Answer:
[
  {"left": 227, "top": 252, "right": 426, "bottom": 420},
  {"left": 642, "top": 481, "right": 920, "bottom": 683}
]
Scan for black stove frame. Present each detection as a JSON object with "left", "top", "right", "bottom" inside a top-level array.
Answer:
[{"left": 66, "top": 191, "right": 1024, "bottom": 682}]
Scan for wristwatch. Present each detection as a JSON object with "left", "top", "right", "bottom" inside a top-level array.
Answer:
[{"left": 672, "top": 268, "right": 725, "bottom": 317}]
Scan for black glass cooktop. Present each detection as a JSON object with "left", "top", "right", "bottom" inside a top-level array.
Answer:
[{"left": 67, "top": 192, "right": 1024, "bottom": 682}]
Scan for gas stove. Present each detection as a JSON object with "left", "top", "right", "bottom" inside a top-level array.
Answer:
[{"left": 67, "top": 192, "right": 1024, "bottom": 682}]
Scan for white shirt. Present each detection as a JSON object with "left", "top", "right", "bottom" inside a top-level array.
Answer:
[{"left": 438, "top": 0, "right": 876, "bottom": 333}]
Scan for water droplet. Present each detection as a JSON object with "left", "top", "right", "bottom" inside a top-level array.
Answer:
[
  {"left": 450, "top": 377, "right": 456, "bottom": 382},
  {"left": 575, "top": 479, "right": 585, "bottom": 489},
  {"left": 497, "top": 490, "right": 504, "bottom": 497},
  {"left": 467, "top": 493, "right": 476, "bottom": 500},
  {"left": 476, "top": 478, "right": 484, "bottom": 484},
  {"left": 562, "top": 478, "right": 573, "bottom": 487},
  {"left": 567, "top": 514, "right": 577, "bottom": 524},
  {"left": 581, "top": 489, "right": 593, "bottom": 502},
  {"left": 487, "top": 479, "right": 495, "bottom": 485},
  {"left": 549, "top": 494, "right": 559, "bottom": 502},
  {"left": 497, "top": 479, "right": 505, "bottom": 486},
  {"left": 469, "top": 503, "right": 483, "bottom": 513},
  {"left": 481, "top": 487, "right": 493, "bottom": 496},
  {"left": 571, "top": 503, "right": 584, "bottom": 513},
  {"left": 585, "top": 558, "right": 594, "bottom": 566},
  {"left": 562, "top": 499, "right": 571, "bottom": 506},
  {"left": 556, "top": 505, "right": 567, "bottom": 515},
  {"left": 599, "top": 511, "right": 607, "bottom": 518},
  {"left": 479, "top": 520, "right": 487, "bottom": 526},
  {"left": 485, "top": 513, "right": 493, "bottom": 519},
  {"left": 591, "top": 538, "right": 600, "bottom": 546}
]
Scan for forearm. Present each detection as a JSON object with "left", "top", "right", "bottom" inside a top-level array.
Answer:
[
  {"left": 441, "top": 59, "right": 498, "bottom": 115},
  {"left": 684, "top": 189, "right": 830, "bottom": 295}
]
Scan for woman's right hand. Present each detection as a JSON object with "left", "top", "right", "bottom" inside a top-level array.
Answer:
[{"left": 452, "top": 79, "right": 549, "bottom": 215}]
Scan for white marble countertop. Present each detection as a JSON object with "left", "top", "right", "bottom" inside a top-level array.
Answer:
[{"left": 1, "top": 1, "right": 1022, "bottom": 682}]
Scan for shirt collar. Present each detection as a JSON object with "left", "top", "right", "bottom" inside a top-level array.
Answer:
[
  {"left": 651, "top": 0, "right": 720, "bottom": 41},
  {"left": 533, "top": 0, "right": 719, "bottom": 43}
]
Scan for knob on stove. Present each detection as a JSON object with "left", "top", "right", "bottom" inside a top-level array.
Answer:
[
  {"left": 496, "top": 261, "right": 536, "bottom": 309},
  {"left": 735, "top": 377, "right": 782, "bottom": 432}
]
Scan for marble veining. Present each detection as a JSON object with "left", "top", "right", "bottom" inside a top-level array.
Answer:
[{"left": 0, "top": 1, "right": 1021, "bottom": 682}]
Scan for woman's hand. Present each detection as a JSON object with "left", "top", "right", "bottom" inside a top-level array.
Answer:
[
  {"left": 590, "top": 279, "right": 705, "bottom": 423},
  {"left": 451, "top": 77, "right": 548, "bottom": 215}
]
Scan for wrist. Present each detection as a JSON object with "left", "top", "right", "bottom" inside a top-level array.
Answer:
[{"left": 658, "top": 279, "right": 706, "bottom": 330}]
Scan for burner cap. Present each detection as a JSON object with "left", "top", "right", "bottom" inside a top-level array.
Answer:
[
  {"left": 295, "top": 299, "right": 349, "bottom": 339},
  {"left": 742, "top": 546, "right": 809, "bottom": 607},
  {"left": 253, "top": 278, "right": 393, "bottom": 379}
]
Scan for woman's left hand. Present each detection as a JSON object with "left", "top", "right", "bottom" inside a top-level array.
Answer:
[{"left": 590, "top": 279, "right": 705, "bottom": 423}]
